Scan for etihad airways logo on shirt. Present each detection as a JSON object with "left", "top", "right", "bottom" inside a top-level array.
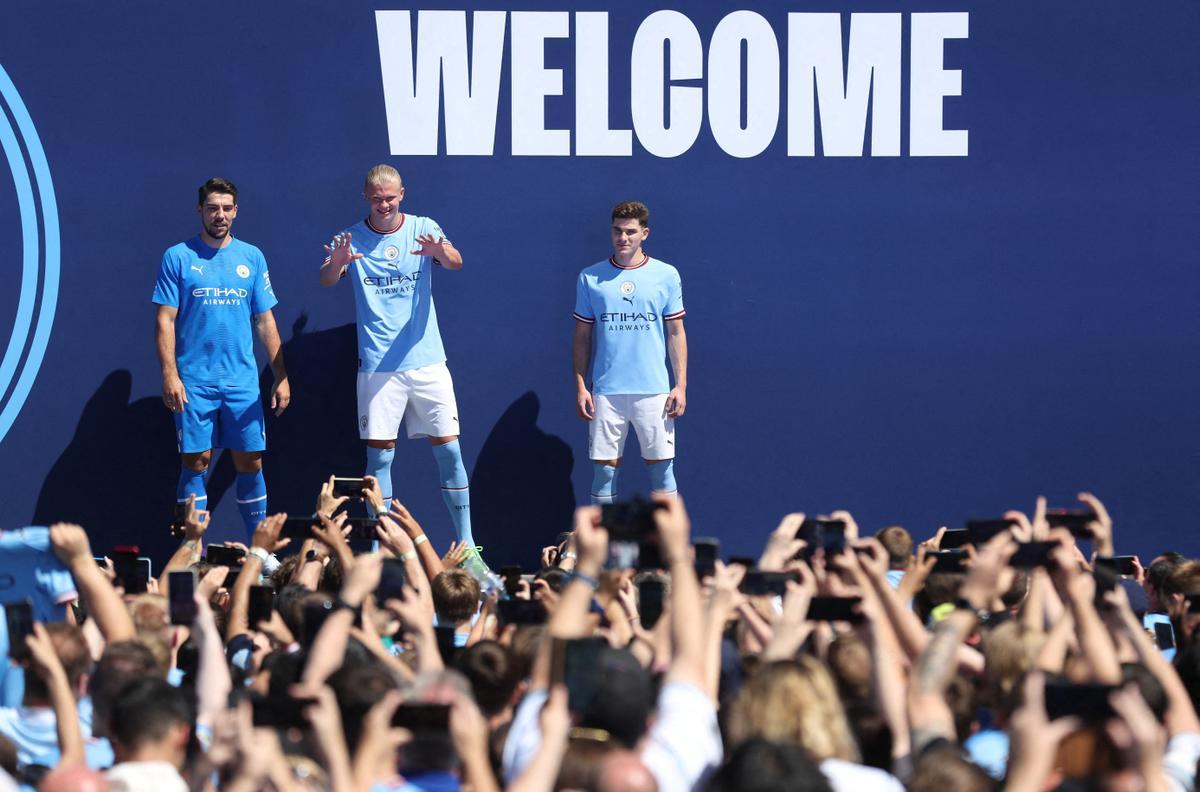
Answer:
[
  {"left": 600, "top": 310, "right": 657, "bottom": 331},
  {"left": 364, "top": 270, "right": 422, "bottom": 294},
  {"left": 193, "top": 287, "right": 248, "bottom": 305}
]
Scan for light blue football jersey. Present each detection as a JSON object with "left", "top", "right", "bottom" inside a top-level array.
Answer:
[
  {"left": 573, "top": 254, "right": 685, "bottom": 395},
  {"left": 340, "top": 214, "right": 449, "bottom": 373},
  {"left": 151, "top": 236, "right": 277, "bottom": 387}
]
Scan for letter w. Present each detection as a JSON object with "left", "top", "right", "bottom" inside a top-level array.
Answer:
[{"left": 376, "top": 10, "right": 506, "bottom": 155}]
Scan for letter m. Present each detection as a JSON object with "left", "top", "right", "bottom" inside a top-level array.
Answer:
[
  {"left": 375, "top": 10, "right": 506, "bottom": 155},
  {"left": 787, "top": 13, "right": 901, "bottom": 156}
]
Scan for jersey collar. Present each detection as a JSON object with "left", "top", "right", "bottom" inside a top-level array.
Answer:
[
  {"left": 609, "top": 252, "right": 649, "bottom": 270},
  {"left": 365, "top": 213, "right": 406, "bottom": 235}
]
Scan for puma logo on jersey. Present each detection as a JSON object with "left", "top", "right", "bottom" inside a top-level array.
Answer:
[
  {"left": 191, "top": 264, "right": 204, "bottom": 275},
  {"left": 622, "top": 296, "right": 634, "bottom": 305}
]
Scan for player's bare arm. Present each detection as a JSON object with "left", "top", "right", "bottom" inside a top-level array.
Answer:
[
  {"left": 573, "top": 320, "right": 595, "bottom": 420},
  {"left": 411, "top": 234, "right": 463, "bottom": 270},
  {"left": 156, "top": 304, "right": 186, "bottom": 413},
  {"left": 253, "top": 310, "right": 291, "bottom": 416},
  {"left": 666, "top": 318, "right": 687, "bottom": 418},
  {"left": 320, "top": 232, "right": 363, "bottom": 287}
]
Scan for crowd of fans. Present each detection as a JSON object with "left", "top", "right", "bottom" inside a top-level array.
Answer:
[{"left": 2, "top": 481, "right": 1199, "bottom": 792}]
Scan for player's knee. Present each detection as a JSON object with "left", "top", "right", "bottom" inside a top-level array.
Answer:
[
  {"left": 594, "top": 459, "right": 621, "bottom": 467},
  {"left": 428, "top": 435, "right": 458, "bottom": 447},
  {"left": 182, "top": 451, "right": 212, "bottom": 471},
  {"left": 367, "top": 439, "right": 397, "bottom": 450},
  {"left": 231, "top": 451, "right": 263, "bottom": 473}
]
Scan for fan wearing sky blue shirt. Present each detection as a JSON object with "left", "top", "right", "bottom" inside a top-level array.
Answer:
[
  {"left": 152, "top": 178, "right": 291, "bottom": 537},
  {"left": 320, "top": 165, "right": 490, "bottom": 580},
  {"left": 573, "top": 201, "right": 688, "bottom": 503}
]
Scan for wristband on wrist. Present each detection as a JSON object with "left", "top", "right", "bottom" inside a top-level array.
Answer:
[
  {"left": 399, "top": 550, "right": 418, "bottom": 563},
  {"left": 332, "top": 597, "right": 362, "bottom": 617},
  {"left": 247, "top": 547, "right": 270, "bottom": 565},
  {"left": 413, "top": 535, "right": 428, "bottom": 547},
  {"left": 561, "top": 551, "right": 578, "bottom": 560},
  {"left": 570, "top": 571, "right": 599, "bottom": 589}
]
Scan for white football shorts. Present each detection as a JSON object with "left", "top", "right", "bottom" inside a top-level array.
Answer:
[
  {"left": 588, "top": 393, "right": 676, "bottom": 461},
  {"left": 357, "top": 363, "right": 461, "bottom": 440}
]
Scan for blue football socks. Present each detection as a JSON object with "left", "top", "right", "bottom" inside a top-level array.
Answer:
[
  {"left": 432, "top": 440, "right": 474, "bottom": 547},
  {"left": 235, "top": 469, "right": 268, "bottom": 537},
  {"left": 590, "top": 463, "right": 619, "bottom": 504},
  {"left": 177, "top": 465, "right": 208, "bottom": 508},
  {"left": 365, "top": 445, "right": 396, "bottom": 517},
  {"left": 647, "top": 459, "right": 677, "bottom": 495}
]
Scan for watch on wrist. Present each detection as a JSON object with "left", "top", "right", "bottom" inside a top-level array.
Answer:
[{"left": 952, "top": 597, "right": 988, "bottom": 621}]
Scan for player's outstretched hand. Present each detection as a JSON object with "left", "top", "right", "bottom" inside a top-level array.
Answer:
[
  {"left": 324, "top": 233, "right": 364, "bottom": 271},
  {"left": 271, "top": 376, "right": 291, "bottom": 417},
  {"left": 666, "top": 386, "right": 686, "bottom": 418},
  {"left": 576, "top": 389, "right": 595, "bottom": 421},
  {"left": 410, "top": 234, "right": 447, "bottom": 258},
  {"left": 162, "top": 372, "right": 187, "bottom": 413}
]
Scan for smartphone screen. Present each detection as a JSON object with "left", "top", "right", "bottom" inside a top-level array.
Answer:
[
  {"left": 693, "top": 538, "right": 719, "bottom": 578},
  {"left": 805, "top": 596, "right": 863, "bottom": 622},
  {"left": 1094, "top": 555, "right": 1136, "bottom": 576},
  {"left": 965, "top": 518, "right": 1017, "bottom": 545},
  {"left": 1154, "top": 622, "right": 1176, "bottom": 650},
  {"left": 302, "top": 600, "right": 335, "bottom": 647},
  {"left": 1044, "top": 681, "right": 1117, "bottom": 721},
  {"left": 500, "top": 565, "right": 522, "bottom": 598},
  {"left": 343, "top": 517, "right": 380, "bottom": 541},
  {"left": 3, "top": 601, "right": 34, "bottom": 661},
  {"left": 332, "top": 477, "right": 368, "bottom": 497},
  {"left": 637, "top": 578, "right": 666, "bottom": 629},
  {"left": 205, "top": 545, "right": 247, "bottom": 568},
  {"left": 167, "top": 571, "right": 197, "bottom": 625},
  {"left": 377, "top": 558, "right": 408, "bottom": 601},
  {"left": 939, "top": 529, "right": 969, "bottom": 550},
  {"left": 391, "top": 703, "right": 451, "bottom": 731},
  {"left": 821, "top": 524, "right": 847, "bottom": 555},
  {"left": 112, "top": 551, "right": 148, "bottom": 594},
  {"left": 248, "top": 585, "right": 275, "bottom": 627},
  {"left": 930, "top": 550, "right": 967, "bottom": 573},
  {"left": 637, "top": 540, "right": 664, "bottom": 571},
  {"left": 1009, "top": 541, "right": 1057, "bottom": 569},
  {"left": 739, "top": 571, "right": 797, "bottom": 596},
  {"left": 1045, "top": 509, "right": 1098, "bottom": 537},
  {"left": 280, "top": 517, "right": 320, "bottom": 540}
]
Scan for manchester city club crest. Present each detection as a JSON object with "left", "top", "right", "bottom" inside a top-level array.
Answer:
[
  {"left": 384, "top": 245, "right": 400, "bottom": 260},
  {"left": 236, "top": 264, "right": 251, "bottom": 278},
  {"left": 620, "top": 281, "right": 636, "bottom": 296}
]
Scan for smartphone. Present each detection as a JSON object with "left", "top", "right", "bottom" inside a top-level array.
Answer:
[
  {"left": 939, "top": 529, "right": 969, "bottom": 550},
  {"left": 377, "top": 558, "right": 409, "bottom": 601},
  {"left": 965, "top": 519, "right": 1017, "bottom": 545},
  {"left": 332, "top": 476, "right": 368, "bottom": 498},
  {"left": 500, "top": 566, "right": 522, "bottom": 597},
  {"left": 3, "top": 601, "right": 34, "bottom": 661},
  {"left": 562, "top": 637, "right": 606, "bottom": 713},
  {"left": 1187, "top": 593, "right": 1200, "bottom": 613},
  {"left": 728, "top": 556, "right": 756, "bottom": 569},
  {"left": 1154, "top": 622, "right": 1176, "bottom": 651},
  {"left": 693, "top": 538, "right": 719, "bottom": 578},
  {"left": 112, "top": 551, "right": 148, "bottom": 594},
  {"left": 281, "top": 516, "right": 320, "bottom": 540},
  {"left": 302, "top": 599, "right": 335, "bottom": 647},
  {"left": 637, "top": 578, "right": 666, "bottom": 629},
  {"left": 1044, "top": 681, "right": 1117, "bottom": 721},
  {"left": 601, "top": 499, "right": 662, "bottom": 543},
  {"left": 930, "top": 549, "right": 967, "bottom": 574},
  {"left": 821, "top": 523, "right": 848, "bottom": 556},
  {"left": 739, "top": 570, "right": 798, "bottom": 596},
  {"left": 806, "top": 596, "right": 863, "bottom": 622},
  {"left": 171, "top": 501, "right": 190, "bottom": 536},
  {"left": 344, "top": 517, "right": 380, "bottom": 541},
  {"left": 391, "top": 703, "right": 451, "bottom": 732},
  {"left": 248, "top": 585, "right": 275, "bottom": 626},
  {"left": 205, "top": 545, "right": 247, "bottom": 568},
  {"left": 167, "top": 571, "right": 197, "bottom": 625},
  {"left": 1094, "top": 555, "right": 1136, "bottom": 576},
  {"left": 497, "top": 598, "right": 547, "bottom": 625},
  {"left": 1010, "top": 541, "right": 1058, "bottom": 569},
  {"left": 1045, "top": 509, "right": 1098, "bottom": 538}
]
